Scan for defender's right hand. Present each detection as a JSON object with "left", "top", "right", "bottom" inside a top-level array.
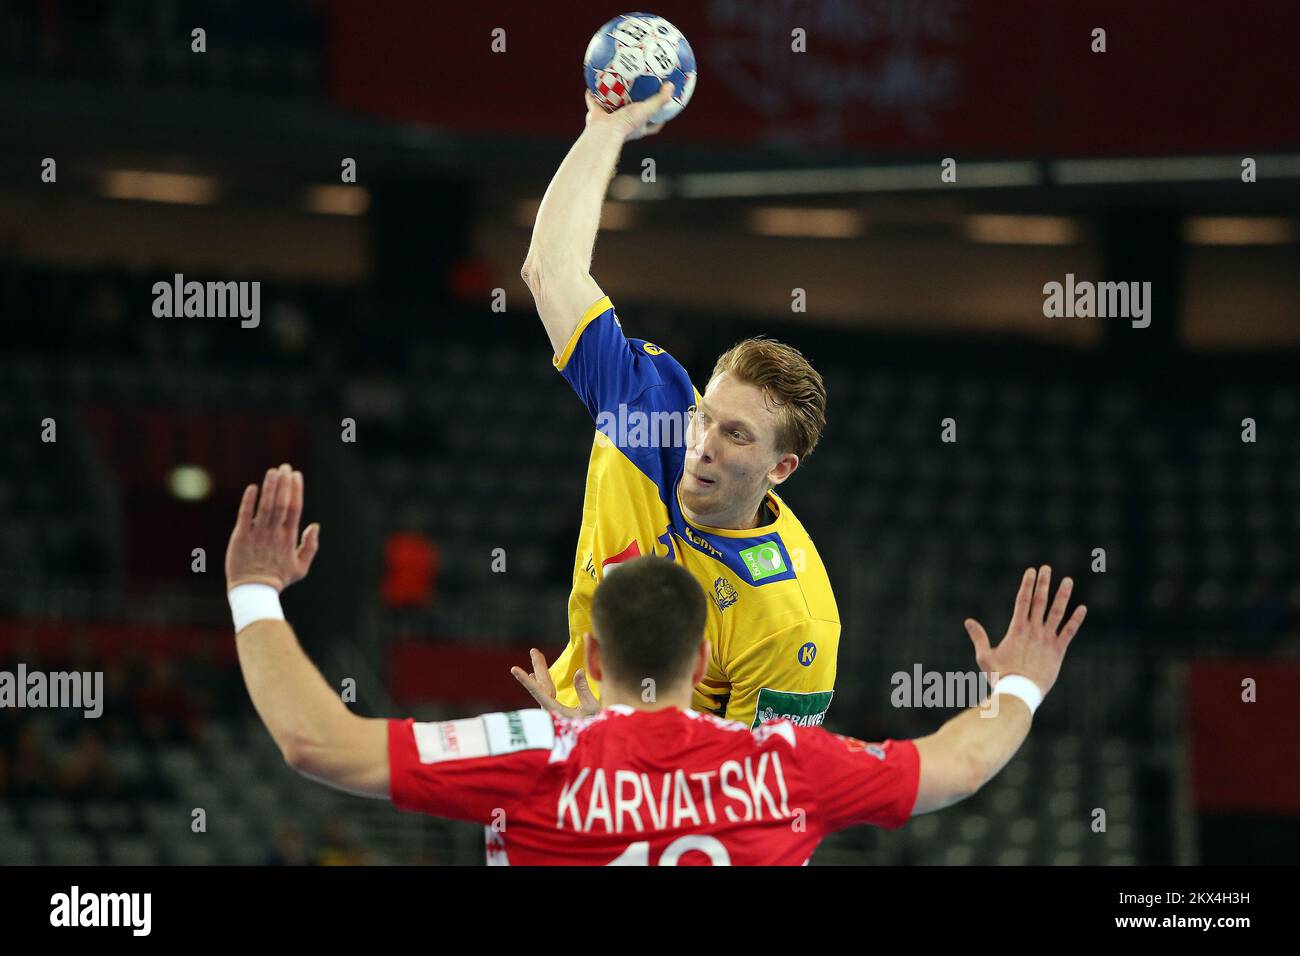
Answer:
[{"left": 964, "top": 566, "right": 1086, "bottom": 698}]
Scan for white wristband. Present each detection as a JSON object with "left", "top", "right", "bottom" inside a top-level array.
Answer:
[
  {"left": 228, "top": 583, "right": 285, "bottom": 633},
  {"left": 992, "top": 674, "right": 1044, "bottom": 715}
]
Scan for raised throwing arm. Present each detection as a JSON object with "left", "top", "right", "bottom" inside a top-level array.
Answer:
[{"left": 521, "top": 83, "right": 674, "bottom": 357}]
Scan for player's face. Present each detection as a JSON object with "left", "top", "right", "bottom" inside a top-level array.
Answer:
[{"left": 681, "top": 372, "right": 794, "bottom": 527}]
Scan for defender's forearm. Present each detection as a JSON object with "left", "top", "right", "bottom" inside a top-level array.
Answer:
[
  {"left": 235, "top": 618, "right": 351, "bottom": 760},
  {"left": 525, "top": 125, "right": 625, "bottom": 273},
  {"left": 937, "top": 696, "right": 1033, "bottom": 791}
]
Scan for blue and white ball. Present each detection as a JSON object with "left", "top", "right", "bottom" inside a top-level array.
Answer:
[{"left": 584, "top": 13, "right": 697, "bottom": 125}]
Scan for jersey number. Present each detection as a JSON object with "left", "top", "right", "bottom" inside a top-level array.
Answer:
[{"left": 606, "top": 835, "right": 730, "bottom": 866}]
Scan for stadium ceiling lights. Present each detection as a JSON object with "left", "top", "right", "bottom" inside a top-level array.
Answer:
[
  {"left": 1183, "top": 217, "right": 1298, "bottom": 245},
  {"left": 304, "top": 185, "right": 370, "bottom": 216},
  {"left": 100, "top": 170, "right": 219, "bottom": 205},
  {"left": 669, "top": 162, "right": 1040, "bottom": 199},
  {"left": 964, "top": 214, "right": 1081, "bottom": 245},
  {"left": 611, "top": 154, "right": 1300, "bottom": 198},
  {"left": 609, "top": 175, "right": 672, "bottom": 201},
  {"left": 1052, "top": 154, "right": 1300, "bottom": 184},
  {"left": 747, "top": 207, "right": 866, "bottom": 238},
  {"left": 605, "top": 164, "right": 1039, "bottom": 200}
]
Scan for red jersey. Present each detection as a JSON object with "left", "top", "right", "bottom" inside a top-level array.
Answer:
[{"left": 388, "top": 704, "right": 920, "bottom": 865}]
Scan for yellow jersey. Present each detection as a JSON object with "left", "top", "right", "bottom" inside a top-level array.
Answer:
[{"left": 548, "top": 296, "right": 839, "bottom": 728}]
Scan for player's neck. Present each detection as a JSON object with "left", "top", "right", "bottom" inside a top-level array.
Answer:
[
  {"left": 681, "top": 494, "right": 773, "bottom": 532},
  {"left": 601, "top": 687, "right": 694, "bottom": 712}
]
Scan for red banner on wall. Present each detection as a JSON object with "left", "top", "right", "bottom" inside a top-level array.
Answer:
[
  {"left": 1188, "top": 660, "right": 1300, "bottom": 815},
  {"left": 326, "top": 0, "right": 1300, "bottom": 156},
  {"left": 389, "top": 640, "right": 534, "bottom": 710}
]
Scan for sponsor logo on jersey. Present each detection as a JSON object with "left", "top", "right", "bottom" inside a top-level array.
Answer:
[
  {"left": 482, "top": 710, "right": 556, "bottom": 755},
  {"left": 642, "top": 342, "right": 665, "bottom": 355},
  {"left": 684, "top": 525, "right": 723, "bottom": 560},
  {"left": 797, "top": 641, "right": 817, "bottom": 666},
  {"left": 412, "top": 716, "right": 488, "bottom": 763},
  {"left": 750, "top": 688, "right": 834, "bottom": 729},
  {"left": 838, "top": 736, "right": 887, "bottom": 760},
  {"left": 712, "top": 577, "right": 738, "bottom": 611},
  {"left": 739, "top": 542, "right": 787, "bottom": 581},
  {"left": 413, "top": 710, "right": 556, "bottom": 763},
  {"left": 441, "top": 721, "right": 460, "bottom": 753}
]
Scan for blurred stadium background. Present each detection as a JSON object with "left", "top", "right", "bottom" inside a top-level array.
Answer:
[{"left": 1, "top": 0, "right": 1298, "bottom": 865}]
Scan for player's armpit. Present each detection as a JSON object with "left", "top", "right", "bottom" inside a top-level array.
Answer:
[
  {"left": 520, "top": 260, "right": 607, "bottom": 361},
  {"left": 284, "top": 714, "right": 390, "bottom": 800}
]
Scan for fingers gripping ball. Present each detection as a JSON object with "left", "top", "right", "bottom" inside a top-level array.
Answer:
[{"left": 584, "top": 13, "right": 697, "bottom": 124}]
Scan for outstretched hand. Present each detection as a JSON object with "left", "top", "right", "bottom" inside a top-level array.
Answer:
[
  {"left": 511, "top": 647, "right": 601, "bottom": 718},
  {"left": 964, "top": 565, "right": 1086, "bottom": 698},
  {"left": 225, "top": 463, "right": 320, "bottom": 593}
]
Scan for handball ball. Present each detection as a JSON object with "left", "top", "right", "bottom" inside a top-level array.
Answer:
[{"left": 584, "top": 13, "right": 697, "bottom": 125}]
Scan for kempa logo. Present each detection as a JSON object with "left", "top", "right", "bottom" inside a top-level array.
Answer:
[
  {"left": 50, "top": 886, "right": 151, "bottom": 936},
  {"left": 594, "top": 403, "right": 692, "bottom": 449},
  {"left": 683, "top": 525, "right": 723, "bottom": 560},
  {"left": 739, "top": 542, "right": 786, "bottom": 581},
  {"left": 891, "top": 665, "right": 1003, "bottom": 716},
  {"left": 152, "top": 273, "right": 261, "bottom": 328},
  {"left": 0, "top": 665, "right": 103, "bottom": 718},
  {"left": 1042, "top": 273, "right": 1151, "bottom": 328}
]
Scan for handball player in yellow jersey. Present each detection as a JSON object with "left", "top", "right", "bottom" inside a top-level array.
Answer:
[{"left": 517, "top": 83, "right": 837, "bottom": 728}]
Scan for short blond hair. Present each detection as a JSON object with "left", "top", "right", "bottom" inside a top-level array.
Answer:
[{"left": 709, "top": 338, "right": 827, "bottom": 460}]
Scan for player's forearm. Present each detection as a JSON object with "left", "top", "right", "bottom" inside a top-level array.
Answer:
[
  {"left": 935, "top": 696, "right": 1033, "bottom": 793},
  {"left": 523, "top": 124, "right": 625, "bottom": 276},
  {"left": 235, "top": 618, "right": 353, "bottom": 764}
]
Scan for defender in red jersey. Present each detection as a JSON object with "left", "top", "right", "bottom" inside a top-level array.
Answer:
[
  {"left": 227, "top": 465, "right": 1087, "bottom": 865},
  {"left": 389, "top": 703, "right": 917, "bottom": 865}
]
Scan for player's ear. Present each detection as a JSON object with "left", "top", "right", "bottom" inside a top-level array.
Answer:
[
  {"left": 767, "top": 452, "right": 799, "bottom": 487},
  {"left": 583, "top": 632, "right": 604, "bottom": 683},
  {"left": 690, "top": 639, "right": 710, "bottom": 686}
]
